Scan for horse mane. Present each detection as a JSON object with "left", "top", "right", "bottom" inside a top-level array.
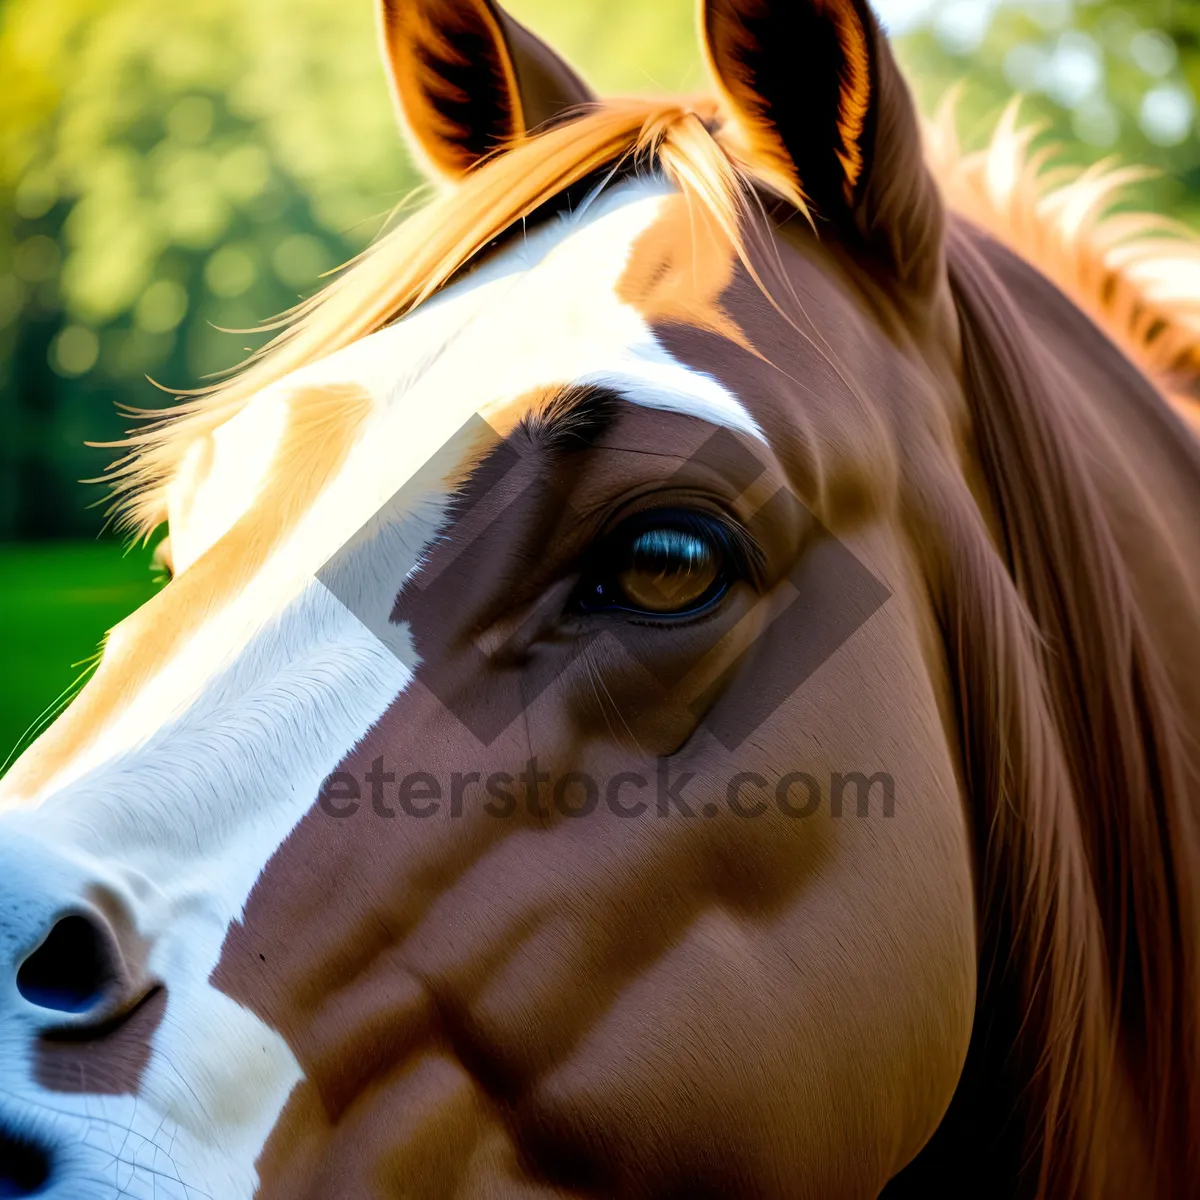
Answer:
[
  {"left": 927, "top": 96, "right": 1200, "bottom": 419},
  {"left": 926, "top": 129, "right": 1198, "bottom": 1196},
  {"left": 904, "top": 215, "right": 1200, "bottom": 1197}
]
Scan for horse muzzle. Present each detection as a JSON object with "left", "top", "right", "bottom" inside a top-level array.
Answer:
[{"left": 0, "top": 831, "right": 162, "bottom": 1198}]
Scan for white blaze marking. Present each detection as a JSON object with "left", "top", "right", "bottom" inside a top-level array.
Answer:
[
  {"left": 167, "top": 390, "right": 291, "bottom": 576},
  {"left": 0, "top": 176, "right": 760, "bottom": 1198}
]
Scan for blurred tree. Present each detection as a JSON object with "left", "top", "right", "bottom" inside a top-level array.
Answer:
[
  {"left": 0, "top": 0, "right": 1196, "bottom": 539},
  {"left": 0, "top": 0, "right": 411, "bottom": 536},
  {"left": 897, "top": 0, "right": 1200, "bottom": 218}
]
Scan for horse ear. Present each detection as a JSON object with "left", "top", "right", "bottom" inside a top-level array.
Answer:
[
  {"left": 378, "top": 0, "right": 595, "bottom": 181},
  {"left": 702, "top": 0, "right": 942, "bottom": 293}
]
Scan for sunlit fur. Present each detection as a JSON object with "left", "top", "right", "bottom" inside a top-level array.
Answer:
[
  {"left": 102, "top": 99, "right": 807, "bottom": 537},
  {"left": 930, "top": 95, "right": 1200, "bottom": 417},
  {"left": 829, "top": 0, "right": 871, "bottom": 193}
]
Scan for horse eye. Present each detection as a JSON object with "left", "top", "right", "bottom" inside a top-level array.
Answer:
[{"left": 574, "top": 514, "right": 734, "bottom": 617}]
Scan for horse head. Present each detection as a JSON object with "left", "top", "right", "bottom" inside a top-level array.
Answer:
[{"left": 1, "top": 2, "right": 1196, "bottom": 1197}]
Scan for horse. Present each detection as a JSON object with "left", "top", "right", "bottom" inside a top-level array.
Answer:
[{"left": 1, "top": 0, "right": 1198, "bottom": 1195}]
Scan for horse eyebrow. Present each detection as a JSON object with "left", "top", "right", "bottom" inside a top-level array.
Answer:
[{"left": 517, "top": 383, "right": 624, "bottom": 455}]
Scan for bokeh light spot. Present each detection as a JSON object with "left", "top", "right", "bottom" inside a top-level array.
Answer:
[
  {"left": 1073, "top": 97, "right": 1120, "bottom": 147},
  {"left": 50, "top": 326, "right": 100, "bottom": 377},
  {"left": 14, "top": 172, "right": 58, "bottom": 221},
  {"left": 1129, "top": 30, "right": 1176, "bottom": 79},
  {"left": 1140, "top": 84, "right": 1195, "bottom": 146},
  {"left": 135, "top": 279, "right": 189, "bottom": 333},
  {"left": 205, "top": 245, "right": 257, "bottom": 297},
  {"left": 933, "top": 0, "right": 996, "bottom": 56},
  {"left": 14, "top": 236, "right": 62, "bottom": 283},
  {"left": 217, "top": 145, "right": 271, "bottom": 203},
  {"left": 1004, "top": 43, "right": 1049, "bottom": 93},
  {"left": 272, "top": 234, "right": 334, "bottom": 288},
  {"left": 166, "top": 95, "right": 216, "bottom": 144},
  {"left": 1047, "top": 31, "right": 1102, "bottom": 110}
]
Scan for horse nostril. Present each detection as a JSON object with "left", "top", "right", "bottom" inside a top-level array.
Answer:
[
  {"left": 0, "top": 1127, "right": 51, "bottom": 1196},
  {"left": 16, "top": 912, "right": 117, "bottom": 1014}
]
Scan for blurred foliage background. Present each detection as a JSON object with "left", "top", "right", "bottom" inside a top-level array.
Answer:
[
  {"left": 3, "top": 0, "right": 1198, "bottom": 540},
  {"left": 1, "top": 0, "right": 1198, "bottom": 755}
]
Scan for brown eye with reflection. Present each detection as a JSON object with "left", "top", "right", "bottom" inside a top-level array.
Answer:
[{"left": 573, "top": 511, "right": 746, "bottom": 618}]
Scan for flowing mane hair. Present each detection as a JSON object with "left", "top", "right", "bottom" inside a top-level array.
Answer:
[
  {"left": 928, "top": 97, "right": 1200, "bottom": 415},
  {"left": 102, "top": 96, "right": 1200, "bottom": 1195},
  {"left": 905, "top": 216, "right": 1200, "bottom": 1197}
]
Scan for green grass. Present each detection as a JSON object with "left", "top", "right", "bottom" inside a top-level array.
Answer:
[{"left": 0, "top": 541, "right": 162, "bottom": 773}]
